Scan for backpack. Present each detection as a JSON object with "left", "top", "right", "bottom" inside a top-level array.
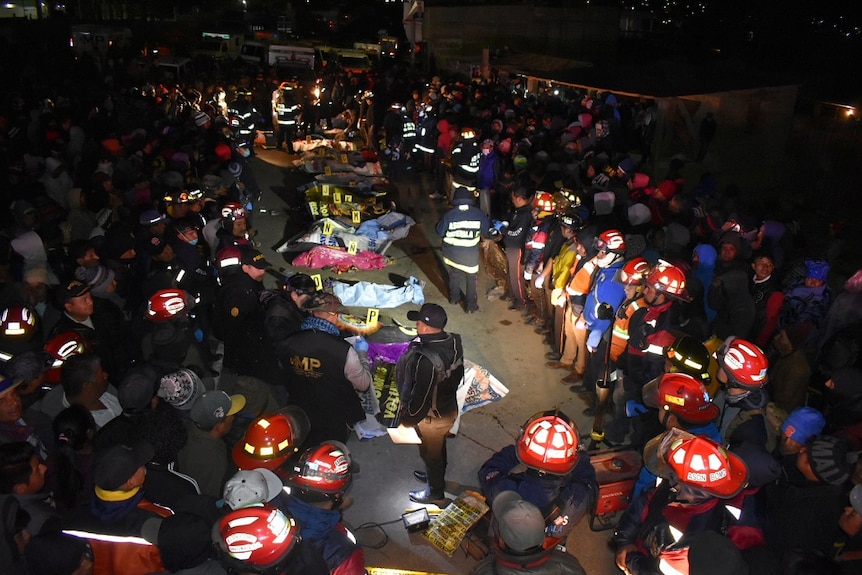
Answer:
[{"left": 394, "top": 335, "right": 463, "bottom": 426}]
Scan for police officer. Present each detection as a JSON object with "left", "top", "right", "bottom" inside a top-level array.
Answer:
[
  {"left": 436, "top": 187, "right": 490, "bottom": 314},
  {"left": 214, "top": 247, "right": 278, "bottom": 384}
]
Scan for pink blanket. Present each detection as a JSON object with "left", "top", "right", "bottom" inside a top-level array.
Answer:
[{"left": 291, "top": 245, "right": 388, "bottom": 271}]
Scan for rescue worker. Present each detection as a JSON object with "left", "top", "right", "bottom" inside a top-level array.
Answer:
[
  {"left": 261, "top": 273, "right": 318, "bottom": 344},
  {"left": 713, "top": 337, "right": 774, "bottom": 452},
  {"left": 227, "top": 88, "right": 259, "bottom": 151},
  {"left": 272, "top": 82, "right": 300, "bottom": 154},
  {"left": 478, "top": 410, "right": 597, "bottom": 545},
  {"left": 545, "top": 210, "right": 586, "bottom": 362},
  {"left": 213, "top": 504, "right": 330, "bottom": 575},
  {"left": 476, "top": 138, "right": 503, "bottom": 218},
  {"left": 622, "top": 261, "right": 690, "bottom": 447},
  {"left": 278, "top": 293, "right": 371, "bottom": 445},
  {"left": 436, "top": 187, "right": 490, "bottom": 313},
  {"left": 613, "top": 429, "right": 761, "bottom": 575},
  {"left": 449, "top": 127, "right": 481, "bottom": 203},
  {"left": 523, "top": 192, "right": 563, "bottom": 335}
]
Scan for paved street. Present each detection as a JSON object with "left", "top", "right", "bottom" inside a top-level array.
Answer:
[{"left": 248, "top": 146, "right": 621, "bottom": 575}]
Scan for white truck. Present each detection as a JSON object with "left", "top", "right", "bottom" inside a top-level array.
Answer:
[
  {"left": 69, "top": 25, "right": 132, "bottom": 60},
  {"left": 268, "top": 45, "right": 317, "bottom": 71}
]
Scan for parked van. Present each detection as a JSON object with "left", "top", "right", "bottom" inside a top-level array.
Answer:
[
  {"left": 240, "top": 41, "right": 268, "bottom": 67},
  {"left": 193, "top": 32, "right": 243, "bottom": 60},
  {"left": 268, "top": 45, "right": 317, "bottom": 71},
  {"left": 335, "top": 49, "right": 372, "bottom": 73},
  {"left": 156, "top": 57, "right": 194, "bottom": 83}
]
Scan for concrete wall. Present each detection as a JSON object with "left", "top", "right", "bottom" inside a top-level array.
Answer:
[{"left": 424, "top": 4, "right": 619, "bottom": 72}]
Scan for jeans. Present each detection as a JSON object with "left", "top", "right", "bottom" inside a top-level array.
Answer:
[{"left": 416, "top": 411, "right": 458, "bottom": 494}]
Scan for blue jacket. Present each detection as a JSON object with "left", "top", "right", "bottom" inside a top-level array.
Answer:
[
  {"left": 583, "top": 261, "right": 627, "bottom": 350},
  {"left": 478, "top": 445, "right": 597, "bottom": 539}
]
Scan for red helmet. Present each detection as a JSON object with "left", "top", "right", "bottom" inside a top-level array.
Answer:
[
  {"left": 217, "top": 246, "right": 244, "bottom": 271},
  {"left": 1, "top": 305, "right": 39, "bottom": 341},
  {"left": 214, "top": 504, "right": 299, "bottom": 574},
  {"left": 286, "top": 440, "right": 355, "bottom": 495},
  {"left": 618, "top": 257, "right": 650, "bottom": 285},
  {"left": 643, "top": 373, "right": 719, "bottom": 425},
  {"left": 595, "top": 229, "right": 626, "bottom": 254},
  {"left": 531, "top": 191, "right": 556, "bottom": 216},
  {"left": 146, "top": 289, "right": 193, "bottom": 322},
  {"left": 233, "top": 408, "right": 310, "bottom": 471},
  {"left": 716, "top": 336, "right": 769, "bottom": 390},
  {"left": 460, "top": 127, "right": 476, "bottom": 140},
  {"left": 516, "top": 410, "right": 579, "bottom": 475},
  {"left": 43, "top": 331, "right": 87, "bottom": 384},
  {"left": 667, "top": 433, "right": 748, "bottom": 498},
  {"left": 644, "top": 261, "right": 689, "bottom": 300},
  {"left": 221, "top": 202, "right": 247, "bottom": 221},
  {"left": 214, "top": 143, "right": 233, "bottom": 163}
]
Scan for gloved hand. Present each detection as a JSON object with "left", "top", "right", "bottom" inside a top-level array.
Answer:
[
  {"left": 353, "top": 336, "right": 369, "bottom": 354},
  {"left": 534, "top": 275, "right": 545, "bottom": 289},
  {"left": 193, "top": 328, "right": 205, "bottom": 343},
  {"left": 625, "top": 400, "right": 648, "bottom": 418},
  {"left": 492, "top": 219, "right": 505, "bottom": 232},
  {"left": 523, "top": 270, "right": 532, "bottom": 281}
]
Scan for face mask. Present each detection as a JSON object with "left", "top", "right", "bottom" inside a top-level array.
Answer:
[
  {"left": 725, "top": 390, "right": 751, "bottom": 405},
  {"left": 188, "top": 238, "right": 199, "bottom": 246},
  {"left": 481, "top": 148, "right": 491, "bottom": 156},
  {"left": 34, "top": 302, "right": 47, "bottom": 316}
]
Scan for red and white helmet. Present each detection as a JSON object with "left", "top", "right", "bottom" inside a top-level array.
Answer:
[
  {"left": 286, "top": 440, "right": 355, "bottom": 495},
  {"left": 716, "top": 336, "right": 769, "bottom": 390},
  {"left": 213, "top": 504, "right": 300, "bottom": 574},
  {"left": 43, "top": 331, "right": 87, "bottom": 384},
  {"left": 667, "top": 434, "right": 748, "bottom": 498},
  {"left": 516, "top": 410, "right": 579, "bottom": 475},
  {"left": 531, "top": 191, "right": 556, "bottom": 216},
  {"left": 146, "top": 289, "right": 193, "bottom": 323},
  {"left": 233, "top": 408, "right": 310, "bottom": 471},
  {"left": 221, "top": 202, "right": 247, "bottom": 221},
  {"left": 644, "top": 260, "right": 689, "bottom": 300},
  {"left": 1, "top": 305, "right": 39, "bottom": 341},
  {"left": 595, "top": 229, "right": 626, "bottom": 255},
  {"left": 643, "top": 373, "right": 719, "bottom": 425},
  {"left": 618, "top": 257, "right": 650, "bottom": 286}
]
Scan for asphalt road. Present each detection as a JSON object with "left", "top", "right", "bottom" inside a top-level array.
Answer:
[{"left": 247, "top": 146, "right": 622, "bottom": 575}]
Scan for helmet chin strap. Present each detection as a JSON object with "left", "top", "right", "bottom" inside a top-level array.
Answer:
[{"left": 596, "top": 251, "right": 620, "bottom": 268}]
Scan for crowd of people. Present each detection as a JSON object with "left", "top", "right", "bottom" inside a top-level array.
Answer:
[{"left": 0, "top": 46, "right": 861, "bottom": 575}]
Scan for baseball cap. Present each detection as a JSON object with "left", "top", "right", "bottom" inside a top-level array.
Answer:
[
  {"left": 143, "top": 234, "right": 170, "bottom": 257},
  {"left": 491, "top": 491, "right": 545, "bottom": 552},
  {"left": 139, "top": 209, "right": 168, "bottom": 226},
  {"left": 304, "top": 292, "right": 347, "bottom": 313},
  {"left": 190, "top": 390, "right": 245, "bottom": 429},
  {"left": 806, "top": 435, "right": 857, "bottom": 486},
  {"left": 59, "top": 279, "right": 91, "bottom": 303},
  {"left": 223, "top": 468, "right": 284, "bottom": 510},
  {"left": 407, "top": 303, "right": 447, "bottom": 329},
  {"left": 93, "top": 441, "right": 155, "bottom": 490},
  {"left": 0, "top": 375, "right": 21, "bottom": 399},
  {"left": 780, "top": 407, "right": 826, "bottom": 445},
  {"left": 242, "top": 248, "right": 271, "bottom": 270},
  {"left": 118, "top": 364, "right": 159, "bottom": 412},
  {"left": 157, "top": 368, "right": 205, "bottom": 411}
]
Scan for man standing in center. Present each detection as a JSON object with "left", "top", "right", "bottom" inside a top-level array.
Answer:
[
  {"left": 397, "top": 304, "right": 464, "bottom": 505},
  {"left": 437, "top": 186, "right": 489, "bottom": 313}
]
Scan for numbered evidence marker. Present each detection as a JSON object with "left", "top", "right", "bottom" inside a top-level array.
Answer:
[
  {"left": 341, "top": 154, "right": 348, "bottom": 164},
  {"left": 322, "top": 220, "right": 334, "bottom": 236},
  {"left": 321, "top": 184, "right": 331, "bottom": 197},
  {"left": 352, "top": 210, "right": 362, "bottom": 224},
  {"left": 324, "top": 165, "right": 332, "bottom": 176},
  {"left": 311, "top": 274, "right": 323, "bottom": 291},
  {"left": 333, "top": 191, "right": 342, "bottom": 204},
  {"left": 306, "top": 135, "right": 313, "bottom": 143},
  {"left": 345, "top": 194, "right": 353, "bottom": 203},
  {"left": 366, "top": 308, "right": 379, "bottom": 327},
  {"left": 347, "top": 240, "right": 358, "bottom": 255}
]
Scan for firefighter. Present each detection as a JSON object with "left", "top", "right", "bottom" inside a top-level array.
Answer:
[
  {"left": 436, "top": 187, "right": 490, "bottom": 313},
  {"left": 272, "top": 82, "right": 300, "bottom": 154}
]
